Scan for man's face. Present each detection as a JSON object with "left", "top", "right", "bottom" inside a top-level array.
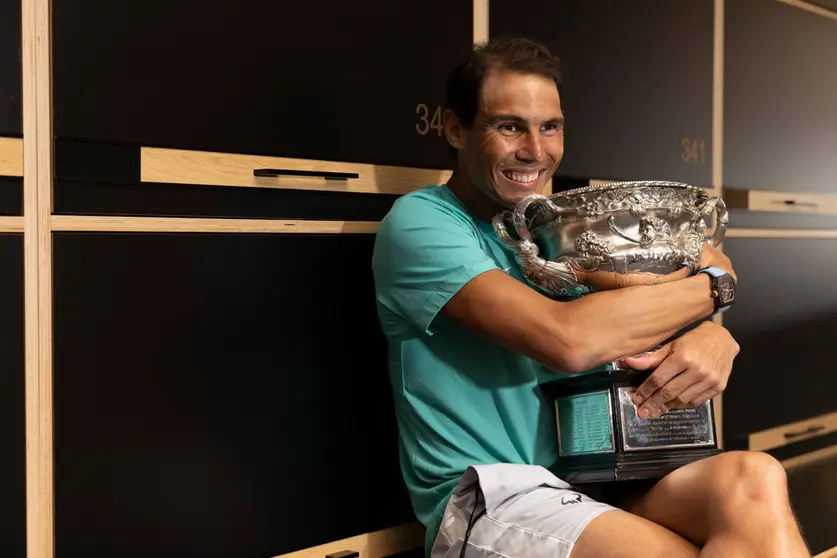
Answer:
[{"left": 454, "top": 70, "right": 564, "bottom": 208}]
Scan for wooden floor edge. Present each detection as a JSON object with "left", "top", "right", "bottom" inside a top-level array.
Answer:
[
  {"left": 0, "top": 216, "right": 24, "bottom": 232},
  {"left": 273, "top": 522, "right": 424, "bottom": 558},
  {"left": 50, "top": 215, "right": 380, "bottom": 234}
]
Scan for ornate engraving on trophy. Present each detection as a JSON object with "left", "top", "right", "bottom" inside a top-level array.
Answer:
[
  {"left": 617, "top": 388, "right": 715, "bottom": 452},
  {"left": 493, "top": 181, "right": 729, "bottom": 299},
  {"left": 556, "top": 391, "right": 615, "bottom": 456}
]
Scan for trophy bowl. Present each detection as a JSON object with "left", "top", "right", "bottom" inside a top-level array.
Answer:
[
  {"left": 492, "top": 180, "right": 728, "bottom": 299},
  {"left": 492, "top": 181, "right": 729, "bottom": 484}
]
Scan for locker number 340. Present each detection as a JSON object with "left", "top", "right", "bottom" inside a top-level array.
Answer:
[{"left": 416, "top": 103, "right": 444, "bottom": 136}]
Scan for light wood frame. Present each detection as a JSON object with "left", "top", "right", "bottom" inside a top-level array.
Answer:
[
  {"left": 0, "top": 137, "right": 23, "bottom": 177},
  {"left": 724, "top": 188, "right": 837, "bottom": 216},
  {"left": 749, "top": 411, "right": 837, "bottom": 453},
  {"left": 22, "top": 0, "right": 54, "bottom": 557},
  {"left": 775, "top": 0, "right": 837, "bottom": 21},
  {"left": 141, "top": 147, "right": 452, "bottom": 196}
]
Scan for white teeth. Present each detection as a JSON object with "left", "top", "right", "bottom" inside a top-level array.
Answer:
[{"left": 504, "top": 170, "right": 540, "bottom": 184}]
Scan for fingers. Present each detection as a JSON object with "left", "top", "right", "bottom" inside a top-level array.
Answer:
[
  {"left": 635, "top": 363, "right": 730, "bottom": 419},
  {"left": 673, "top": 371, "right": 729, "bottom": 409},
  {"left": 631, "top": 353, "right": 683, "bottom": 416},
  {"left": 635, "top": 371, "right": 694, "bottom": 419},
  {"left": 618, "top": 344, "right": 671, "bottom": 370}
]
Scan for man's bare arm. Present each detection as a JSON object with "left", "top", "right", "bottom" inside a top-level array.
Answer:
[{"left": 442, "top": 268, "right": 715, "bottom": 374}]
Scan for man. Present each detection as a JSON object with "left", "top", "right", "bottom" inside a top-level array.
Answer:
[{"left": 371, "top": 37, "right": 809, "bottom": 558}]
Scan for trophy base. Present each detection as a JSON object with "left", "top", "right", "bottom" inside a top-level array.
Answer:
[{"left": 542, "top": 368, "right": 722, "bottom": 485}]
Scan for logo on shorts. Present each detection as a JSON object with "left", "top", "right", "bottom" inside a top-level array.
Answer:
[{"left": 561, "top": 493, "right": 583, "bottom": 505}]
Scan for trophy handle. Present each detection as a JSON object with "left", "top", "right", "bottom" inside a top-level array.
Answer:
[
  {"left": 512, "top": 193, "right": 552, "bottom": 243},
  {"left": 492, "top": 199, "right": 581, "bottom": 298},
  {"left": 698, "top": 197, "right": 729, "bottom": 247}
]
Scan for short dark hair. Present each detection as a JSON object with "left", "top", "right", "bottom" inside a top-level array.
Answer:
[{"left": 444, "top": 36, "right": 565, "bottom": 130}]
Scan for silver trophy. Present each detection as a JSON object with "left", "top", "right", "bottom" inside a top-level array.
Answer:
[
  {"left": 492, "top": 180, "right": 729, "bottom": 484},
  {"left": 492, "top": 180, "right": 728, "bottom": 299}
]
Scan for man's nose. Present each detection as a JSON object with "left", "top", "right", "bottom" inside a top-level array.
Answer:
[{"left": 517, "top": 133, "right": 544, "bottom": 161}]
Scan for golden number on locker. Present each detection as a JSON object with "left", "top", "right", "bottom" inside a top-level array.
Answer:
[
  {"left": 681, "top": 137, "right": 706, "bottom": 164},
  {"left": 416, "top": 103, "right": 444, "bottom": 136}
]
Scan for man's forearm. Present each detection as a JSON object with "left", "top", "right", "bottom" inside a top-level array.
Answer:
[{"left": 549, "top": 274, "right": 715, "bottom": 372}]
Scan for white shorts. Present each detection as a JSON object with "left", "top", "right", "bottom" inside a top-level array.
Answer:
[{"left": 430, "top": 463, "right": 617, "bottom": 558}]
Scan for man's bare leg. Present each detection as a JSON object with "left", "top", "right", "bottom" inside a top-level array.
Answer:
[
  {"left": 570, "top": 508, "right": 699, "bottom": 558},
  {"left": 626, "top": 450, "right": 810, "bottom": 557}
]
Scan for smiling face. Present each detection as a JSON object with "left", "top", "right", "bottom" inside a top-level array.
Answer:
[{"left": 446, "top": 69, "right": 564, "bottom": 210}]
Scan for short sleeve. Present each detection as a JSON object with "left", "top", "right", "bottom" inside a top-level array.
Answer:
[{"left": 372, "top": 193, "right": 500, "bottom": 335}]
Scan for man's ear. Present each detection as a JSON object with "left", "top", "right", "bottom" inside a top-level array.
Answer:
[{"left": 444, "top": 109, "right": 467, "bottom": 150}]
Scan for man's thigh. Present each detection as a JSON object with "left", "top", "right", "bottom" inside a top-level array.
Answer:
[
  {"left": 570, "top": 509, "right": 699, "bottom": 558},
  {"left": 431, "top": 464, "right": 698, "bottom": 558}
]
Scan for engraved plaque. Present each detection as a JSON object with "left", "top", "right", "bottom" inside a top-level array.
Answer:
[
  {"left": 617, "top": 387, "right": 715, "bottom": 452},
  {"left": 556, "top": 390, "right": 615, "bottom": 456}
]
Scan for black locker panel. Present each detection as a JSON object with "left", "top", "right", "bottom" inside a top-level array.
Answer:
[
  {"left": 53, "top": 233, "right": 413, "bottom": 558},
  {"left": 721, "top": 238, "right": 837, "bottom": 442},
  {"left": 52, "top": 0, "right": 471, "bottom": 170},
  {"left": 0, "top": 177, "right": 23, "bottom": 215},
  {"left": 0, "top": 0, "right": 22, "bottom": 136},
  {"left": 490, "top": 1, "right": 714, "bottom": 186},
  {"left": 54, "top": 179, "right": 400, "bottom": 221},
  {"left": 726, "top": 0, "right": 837, "bottom": 193},
  {"left": 0, "top": 234, "right": 26, "bottom": 558}
]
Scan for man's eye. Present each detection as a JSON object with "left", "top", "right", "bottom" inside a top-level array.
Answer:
[{"left": 499, "top": 124, "right": 519, "bottom": 133}]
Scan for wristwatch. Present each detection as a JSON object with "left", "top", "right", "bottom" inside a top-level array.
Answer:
[{"left": 695, "top": 266, "right": 736, "bottom": 313}]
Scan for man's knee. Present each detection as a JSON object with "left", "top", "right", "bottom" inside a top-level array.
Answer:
[{"left": 707, "top": 451, "right": 790, "bottom": 511}]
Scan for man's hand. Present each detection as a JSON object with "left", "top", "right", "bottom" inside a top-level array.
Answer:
[
  {"left": 618, "top": 321, "right": 740, "bottom": 419},
  {"left": 698, "top": 242, "right": 737, "bottom": 281}
]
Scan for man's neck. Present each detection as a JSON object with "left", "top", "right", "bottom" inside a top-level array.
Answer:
[{"left": 445, "top": 170, "right": 505, "bottom": 224}]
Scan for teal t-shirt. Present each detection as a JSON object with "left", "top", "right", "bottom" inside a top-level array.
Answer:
[{"left": 371, "top": 184, "right": 564, "bottom": 554}]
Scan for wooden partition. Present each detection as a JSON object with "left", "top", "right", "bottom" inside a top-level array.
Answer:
[{"left": 8, "top": 0, "right": 837, "bottom": 557}]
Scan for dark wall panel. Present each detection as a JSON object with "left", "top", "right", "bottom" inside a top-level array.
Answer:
[
  {"left": 52, "top": 0, "right": 471, "bottom": 169},
  {"left": 490, "top": 1, "right": 714, "bottom": 186},
  {"left": 726, "top": 0, "right": 837, "bottom": 193},
  {"left": 54, "top": 180, "right": 400, "bottom": 221},
  {"left": 0, "top": 177, "right": 23, "bottom": 215},
  {"left": 0, "top": 0, "right": 22, "bottom": 136},
  {"left": 787, "top": 455, "right": 837, "bottom": 556},
  {"left": 54, "top": 233, "right": 412, "bottom": 558},
  {"left": 0, "top": 234, "right": 26, "bottom": 558},
  {"left": 721, "top": 238, "right": 837, "bottom": 444}
]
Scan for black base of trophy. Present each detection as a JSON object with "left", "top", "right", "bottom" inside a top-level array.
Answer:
[{"left": 541, "top": 368, "right": 722, "bottom": 485}]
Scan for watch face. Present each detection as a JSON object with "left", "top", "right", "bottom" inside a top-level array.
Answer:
[{"left": 716, "top": 275, "right": 736, "bottom": 305}]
